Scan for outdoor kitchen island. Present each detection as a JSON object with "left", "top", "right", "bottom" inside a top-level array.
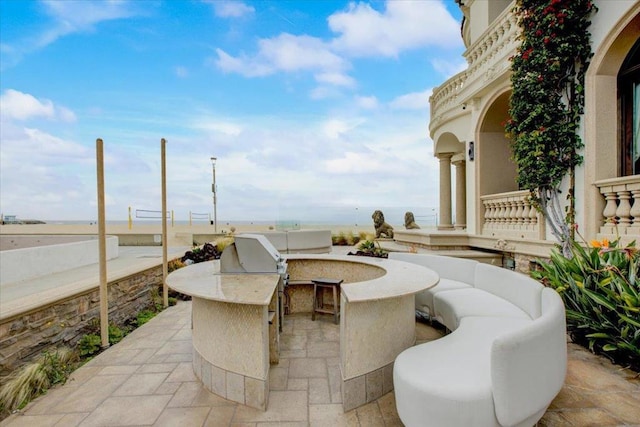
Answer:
[
  {"left": 166, "top": 260, "right": 281, "bottom": 410},
  {"left": 168, "top": 235, "right": 439, "bottom": 413}
]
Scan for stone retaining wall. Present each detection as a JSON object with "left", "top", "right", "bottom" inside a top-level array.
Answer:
[{"left": 0, "top": 266, "right": 163, "bottom": 379}]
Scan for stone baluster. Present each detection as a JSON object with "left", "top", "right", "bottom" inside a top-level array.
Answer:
[
  {"left": 615, "top": 190, "right": 632, "bottom": 231},
  {"left": 509, "top": 199, "right": 518, "bottom": 226},
  {"left": 602, "top": 191, "right": 619, "bottom": 226},
  {"left": 522, "top": 200, "right": 531, "bottom": 225},
  {"left": 498, "top": 201, "right": 508, "bottom": 228},
  {"left": 515, "top": 199, "right": 525, "bottom": 226},
  {"left": 630, "top": 189, "right": 640, "bottom": 227},
  {"left": 529, "top": 202, "right": 538, "bottom": 225},
  {"left": 483, "top": 201, "right": 491, "bottom": 230}
]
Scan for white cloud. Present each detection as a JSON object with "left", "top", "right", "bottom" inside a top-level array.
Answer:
[
  {"left": 325, "top": 151, "right": 382, "bottom": 174},
  {"left": 431, "top": 58, "right": 468, "bottom": 78},
  {"left": 191, "top": 117, "right": 243, "bottom": 136},
  {"left": 0, "top": 89, "right": 76, "bottom": 122},
  {"left": 309, "top": 86, "right": 342, "bottom": 100},
  {"left": 204, "top": 0, "right": 254, "bottom": 18},
  {"left": 328, "top": 1, "right": 461, "bottom": 57},
  {"left": 2, "top": 1, "right": 138, "bottom": 69},
  {"left": 355, "top": 95, "right": 379, "bottom": 110},
  {"left": 322, "top": 118, "right": 366, "bottom": 140},
  {"left": 39, "top": 0, "right": 137, "bottom": 47},
  {"left": 389, "top": 89, "right": 432, "bottom": 110},
  {"left": 215, "top": 33, "right": 348, "bottom": 80},
  {"left": 315, "top": 71, "right": 355, "bottom": 87}
]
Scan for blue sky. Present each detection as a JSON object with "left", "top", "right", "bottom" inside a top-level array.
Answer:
[{"left": 0, "top": 0, "right": 465, "bottom": 224}]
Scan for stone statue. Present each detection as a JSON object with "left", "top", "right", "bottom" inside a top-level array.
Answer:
[
  {"left": 404, "top": 211, "right": 421, "bottom": 229},
  {"left": 372, "top": 210, "right": 394, "bottom": 239}
]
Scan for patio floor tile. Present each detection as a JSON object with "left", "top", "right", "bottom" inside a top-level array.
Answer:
[{"left": 2, "top": 301, "right": 639, "bottom": 427}]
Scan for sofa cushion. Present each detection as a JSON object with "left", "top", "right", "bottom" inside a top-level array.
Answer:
[
  {"left": 394, "top": 316, "right": 532, "bottom": 427},
  {"left": 491, "top": 288, "right": 567, "bottom": 427},
  {"left": 389, "top": 253, "right": 478, "bottom": 283},
  {"left": 433, "top": 288, "right": 531, "bottom": 331},
  {"left": 474, "top": 263, "right": 543, "bottom": 319},
  {"left": 415, "top": 278, "right": 473, "bottom": 317}
]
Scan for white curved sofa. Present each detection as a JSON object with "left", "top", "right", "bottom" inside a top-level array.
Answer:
[{"left": 389, "top": 253, "right": 567, "bottom": 427}]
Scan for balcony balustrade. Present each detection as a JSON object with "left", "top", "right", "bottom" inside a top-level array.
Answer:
[
  {"left": 595, "top": 176, "right": 640, "bottom": 241},
  {"left": 430, "top": 4, "right": 519, "bottom": 130},
  {"left": 480, "top": 190, "right": 543, "bottom": 240}
]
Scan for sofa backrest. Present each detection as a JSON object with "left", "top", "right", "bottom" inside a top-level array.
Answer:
[
  {"left": 388, "top": 253, "right": 478, "bottom": 284},
  {"left": 286, "top": 229, "right": 332, "bottom": 254},
  {"left": 259, "top": 232, "right": 288, "bottom": 253},
  {"left": 474, "top": 263, "right": 542, "bottom": 319},
  {"left": 491, "top": 287, "right": 567, "bottom": 426}
]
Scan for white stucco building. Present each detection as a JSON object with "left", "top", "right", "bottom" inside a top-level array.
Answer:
[{"left": 395, "top": 0, "right": 640, "bottom": 271}]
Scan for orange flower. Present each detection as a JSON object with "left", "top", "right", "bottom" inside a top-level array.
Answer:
[{"left": 590, "top": 238, "right": 609, "bottom": 248}]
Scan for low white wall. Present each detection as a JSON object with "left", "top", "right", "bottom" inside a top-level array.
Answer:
[
  {"left": 286, "top": 230, "right": 332, "bottom": 254},
  {"left": 0, "top": 236, "right": 119, "bottom": 284},
  {"left": 249, "top": 230, "right": 332, "bottom": 254}
]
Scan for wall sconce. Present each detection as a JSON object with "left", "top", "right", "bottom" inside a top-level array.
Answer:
[{"left": 468, "top": 141, "right": 475, "bottom": 161}]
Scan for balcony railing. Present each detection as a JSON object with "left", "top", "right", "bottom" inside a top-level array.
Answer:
[
  {"left": 480, "top": 190, "right": 543, "bottom": 240},
  {"left": 595, "top": 176, "right": 640, "bottom": 240},
  {"left": 430, "top": 3, "right": 519, "bottom": 131}
]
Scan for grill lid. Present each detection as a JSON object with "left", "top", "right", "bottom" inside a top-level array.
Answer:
[{"left": 219, "top": 234, "right": 282, "bottom": 273}]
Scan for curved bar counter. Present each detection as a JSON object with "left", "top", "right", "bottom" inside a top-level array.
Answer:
[
  {"left": 167, "top": 254, "right": 438, "bottom": 412},
  {"left": 285, "top": 254, "right": 439, "bottom": 410}
]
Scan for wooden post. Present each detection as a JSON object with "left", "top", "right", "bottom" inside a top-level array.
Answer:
[
  {"left": 96, "top": 138, "right": 109, "bottom": 349},
  {"left": 161, "top": 138, "right": 169, "bottom": 308}
]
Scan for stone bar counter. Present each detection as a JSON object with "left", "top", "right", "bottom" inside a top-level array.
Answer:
[
  {"left": 284, "top": 254, "right": 439, "bottom": 411},
  {"left": 166, "top": 261, "right": 280, "bottom": 410}
]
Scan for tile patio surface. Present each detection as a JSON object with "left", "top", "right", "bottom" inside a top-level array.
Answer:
[{"left": 1, "top": 300, "right": 639, "bottom": 427}]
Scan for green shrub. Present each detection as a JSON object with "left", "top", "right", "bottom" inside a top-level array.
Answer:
[
  {"left": 108, "top": 324, "right": 127, "bottom": 345},
  {"left": 532, "top": 239, "right": 639, "bottom": 370},
  {"left": 0, "top": 348, "right": 78, "bottom": 414},
  {"left": 136, "top": 310, "right": 157, "bottom": 326},
  {"left": 332, "top": 232, "right": 347, "bottom": 245},
  {"left": 78, "top": 334, "right": 102, "bottom": 357}
]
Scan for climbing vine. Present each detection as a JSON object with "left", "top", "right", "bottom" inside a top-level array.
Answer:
[{"left": 505, "top": 0, "right": 597, "bottom": 256}]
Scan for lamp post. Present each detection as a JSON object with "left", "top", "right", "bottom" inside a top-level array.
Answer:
[{"left": 211, "top": 157, "right": 217, "bottom": 233}]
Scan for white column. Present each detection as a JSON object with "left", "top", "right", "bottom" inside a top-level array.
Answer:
[
  {"left": 453, "top": 158, "right": 467, "bottom": 230},
  {"left": 438, "top": 153, "right": 454, "bottom": 230}
]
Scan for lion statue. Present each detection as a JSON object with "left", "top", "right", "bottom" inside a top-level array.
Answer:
[
  {"left": 372, "top": 210, "right": 394, "bottom": 239},
  {"left": 404, "top": 211, "right": 420, "bottom": 229}
]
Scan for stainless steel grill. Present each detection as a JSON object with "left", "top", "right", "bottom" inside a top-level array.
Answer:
[{"left": 219, "top": 234, "right": 288, "bottom": 329}]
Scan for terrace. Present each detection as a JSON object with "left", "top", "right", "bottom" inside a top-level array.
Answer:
[
  {"left": 1, "top": 299, "right": 638, "bottom": 426},
  {"left": 1, "top": 241, "right": 639, "bottom": 426}
]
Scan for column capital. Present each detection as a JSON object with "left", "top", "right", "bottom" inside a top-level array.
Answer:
[
  {"left": 437, "top": 152, "right": 455, "bottom": 161},
  {"left": 452, "top": 158, "right": 466, "bottom": 167}
]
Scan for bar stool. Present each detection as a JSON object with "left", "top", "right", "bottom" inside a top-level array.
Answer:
[{"left": 311, "top": 278, "right": 343, "bottom": 324}]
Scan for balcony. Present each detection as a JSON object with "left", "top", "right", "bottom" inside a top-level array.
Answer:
[
  {"left": 595, "top": 175, "right": 640, "bottom": 243},
  {"left": 430, "top": 4, "right": 519, "bottom": 131}
]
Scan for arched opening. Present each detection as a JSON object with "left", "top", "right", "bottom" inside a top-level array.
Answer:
[
  {"left": 584, "top": 7, "right": 640, "bottom": 239},
  {"left": 477, "top": 91, "right": 517, "bottom": 197},
  {"left": 619, "top": 38, "right": 640, "bottom": 176}
]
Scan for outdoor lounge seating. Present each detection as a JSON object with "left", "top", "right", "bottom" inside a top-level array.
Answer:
[{"left": 389, "top": 253, "right": 567, "bottom": 427}]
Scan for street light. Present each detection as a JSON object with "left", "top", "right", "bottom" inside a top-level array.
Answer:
[{"left": 211, "top": 157, "right": 217, "bottom": 233}]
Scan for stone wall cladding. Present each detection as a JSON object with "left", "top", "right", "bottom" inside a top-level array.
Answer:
[{"left": 0, "top": 266, "right": 163, "bottom": 378}]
